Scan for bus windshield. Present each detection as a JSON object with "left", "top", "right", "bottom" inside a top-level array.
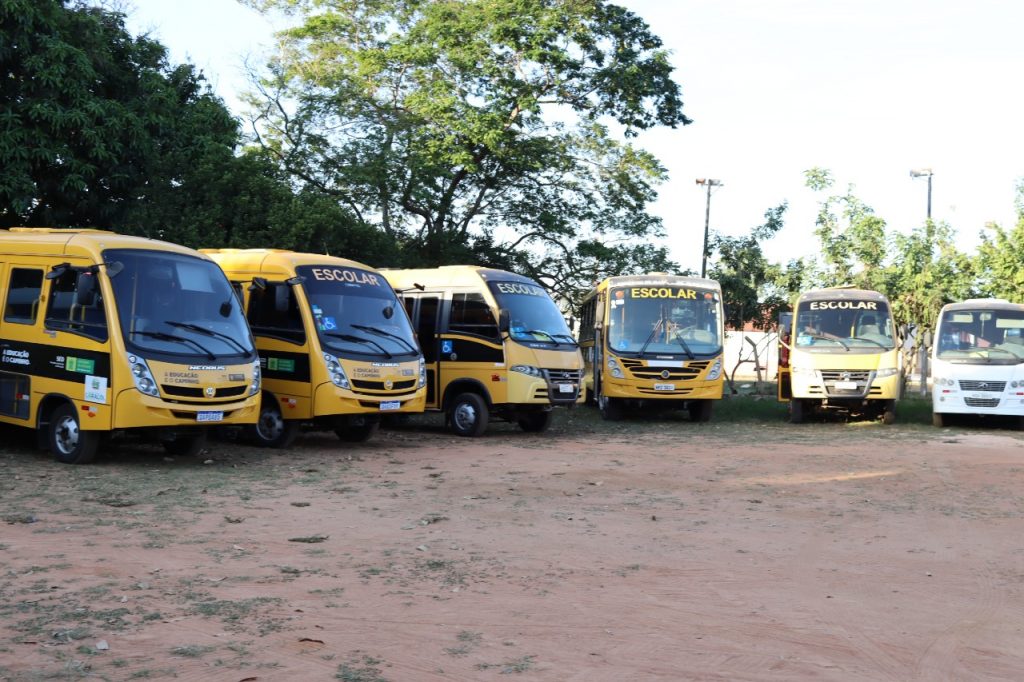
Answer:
[
  {"left": 104, "top": 249, "right": 255, "bottom": 361},
  {"left": 606, "top": 286, "right": 721, "bottom": 356},
  {"left": 936, "top": 307, "right": 1024, "bottom": 364},
  {"left": 794, "top": 299, "right": 895, "bottom": 352},
  {"left": 297, "top": 265, "right": 418, "bottom": 358},
  {"left": 486, "top": 280, "right": 575, "bottom": 347}
]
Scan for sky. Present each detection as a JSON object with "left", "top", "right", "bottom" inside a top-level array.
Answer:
[{"left": 124, "top": 0, "right": 1024, "bottom": 273}]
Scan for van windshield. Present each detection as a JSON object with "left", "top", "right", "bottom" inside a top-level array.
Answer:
[
  {"left": 297, "top": 265, "right": 419, "bottom": 358},
  {"left": 794, "top": 299, "right": 895, "bottom": 353},
  {"left": 936, "top": 307, "right": 1024, "bottom": 364},
  {"left": 104, "top": 249, "right": 255, "bottom": 361},
  {"left": 486, "top": 280, "right": 575, "bottom": 347}
]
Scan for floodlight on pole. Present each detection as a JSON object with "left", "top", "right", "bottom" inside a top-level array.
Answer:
[
  {"left": 909, "top": 168, "right": 933, "bottom": 221},
  {"left": 696, "top": 178, "right": 723, "bottom": 278}
]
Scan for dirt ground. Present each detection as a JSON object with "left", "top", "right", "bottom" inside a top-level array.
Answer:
[{"left": 2, "top": 404, "right": 1024, "bottom": 681}]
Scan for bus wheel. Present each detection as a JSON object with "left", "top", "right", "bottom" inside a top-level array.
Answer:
[
  {"left": 335, "top": 417, "right": 379, "bottom": 443},
  {"left": 48, "top": 404, "right": 99, "bottom": 464},
  {"left": 881, "top": 400, "right": 897, "bottom": 425},
  {"left": 163, "top": 431, "right": 208, "bottom": 457},
  {"left": 598, "top": 393, "right": 623, "bottom": 421},
  {"left": 248, "top": 401, "right": 299, "bottom": 448},
  {"left": 789, "top": 399, "right": 805, "bottom": 424},
  {"left": 449, "top": 392, "right": 488, "bottom": 437},
  {"left": 689, "top": 399, "right": 713, "bottom": 423},
  {"left": 518, "top": 411, "right": 552, "bottom": 433},
  {"left": 932, "top": 412, "right": 945, "bottom": 428}
]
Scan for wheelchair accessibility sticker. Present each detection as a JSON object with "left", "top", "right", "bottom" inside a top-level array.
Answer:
[{"left": 441, "top": 340, "right": 453, "bottom": 354}]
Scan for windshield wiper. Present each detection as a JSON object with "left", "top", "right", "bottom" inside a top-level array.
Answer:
[
  {"left": 804, "top": 334, "right": 850, "bottom": 351},
  {"left": 550, "top": 333, "right": 579, "bottom": 347},
  {"left": 129, "top": 330, "right": 216, "bottom": 360},
  {"left": 636, "top": 324, "right": 661, "bottom": 356},
  {"left": 671, "top": 334, "right": 695, "bottom": 359},
  {"left": 848, "top": 336, "right": 888, "bottom": 348},
  {"left": 349, "top": 324, "right": 416, "bottom": 355},
  {"left": 323, "top": 332, "right": 391, "bottom": 358},
  {"left": 519, "top": 329, "right": 559, "bottom": 346},
  {"left": 165, "top": 321, "right": 250, "bottom": 355}
]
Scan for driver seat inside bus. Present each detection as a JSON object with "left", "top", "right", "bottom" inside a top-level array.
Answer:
[{"left": 857, "top": 314, "right": 881, "bottom": 337}]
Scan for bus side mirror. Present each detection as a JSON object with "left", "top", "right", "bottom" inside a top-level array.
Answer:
[
  {"left": 274, "top": 284, "right": 290, "bottom": 313},
  {"left": 594, "top": 298, "right": 605, "bottom": 325},
  {"left": 74, "top": 272, "right": 97, "bottom": 306},
  {"left": 568, "top": 316, "right": 576, "bottom": 332},
  {"left": 922, "top": 329, "right": 933, "bottom": 347},
  {"left": 498, "top": 308, "right": 510, "bottom": 333},
  {"left": 383, "top": 305, "right": 394, "bottom": 320}
]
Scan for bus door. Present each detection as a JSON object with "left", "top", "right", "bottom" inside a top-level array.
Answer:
[
  {"left": 245, "top": 280, "right": 312, "bottom": 407},
  {"left": 0, "top": 264, "right": 45, "bottom": 420},
  {"left": 777, "top": 311, "right": 793, "bottom": 401},
  {"left": 404, "top": 293, "right": 441, "bottom": 408}
]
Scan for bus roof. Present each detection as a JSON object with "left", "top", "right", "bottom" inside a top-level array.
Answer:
[
  {"left": 379, "top": 265, "right": 538, "bottom": 290},
  {"left": 940, "top": 298, "right": 1024, "bottom": 313},
  {"left": 796, "top": 287, "right": 890, "bottom": 304},
  {"left": 201, "top": 248, "right": 376, "bottom": 278},
  {"left": 0, "top": 228, "right": 207, "bottom": 261},
  {"left": 597, "top": 273, "right": 722, "bottom": 292}
]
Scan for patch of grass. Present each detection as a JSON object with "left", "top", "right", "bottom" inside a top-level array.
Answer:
[
  {"left": 336, "top": 653, "right": 388, "bottom": 681},
  {"left": 445, "top": 630, "right": 482, "bottom": 657},
  {"left": 476, "top": 655, "right": 536, "bottom": 674},
  {"left": 171, "top": 644, "right": 215, "bottom": 658}
]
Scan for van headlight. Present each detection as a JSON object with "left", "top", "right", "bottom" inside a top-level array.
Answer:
[
  {"left": 418, "top": 357, "right": 426, "bottom": 388},
  {"left": 249, "top": 357, "right": 261, "bottom": 396},
  {"left": 511, "top": 364, "right": 543, "bottom": 377},
  {"left": 875, "top": 367, "right": 899, "bottom": 378},
  {"left": 606, "top": 357, "right": 624, "bottom": 379},
  {"left": 128, "top": 355, "right": 160, "bottom": 397},
  {"left": 323, "top": 352, "right": 350, "bottom": 389},
  {"left": 706, "top": 359, "right": 722, "bottom": 381}
]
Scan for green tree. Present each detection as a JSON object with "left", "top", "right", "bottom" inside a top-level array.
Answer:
[
  {"left": 975, "top": 181, "right": 1024, "bottom": 301},
  {"left": 245, "top": 0, "right": 688, "bottom": 299},
  {"left": 708, "top": 203, "right": 796, "bottom": 331}
]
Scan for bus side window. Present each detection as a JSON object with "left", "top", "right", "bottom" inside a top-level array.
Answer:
[
  {"left": 44, "top": 270, "right": 108, "bottom": 341},
  {"left": 4, "top": 268, "right": 43, "bottom": 325},
  {"left": 449, "top": 293, "right": 499, "bottom": 341}
]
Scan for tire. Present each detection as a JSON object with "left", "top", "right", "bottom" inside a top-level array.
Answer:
[
  {"left": 881, "top": 400, "right": 897, "bottom": 425},
  {"left": 247, "top": 399, "right": 299, "bottom": 448},
  {"left": 47, "top": 403, "right": 100, "bottom": 464},
  {"left": 518, "top": 411, "right": 552, "bottom": 433},
  {"left": 597, "top": 393, "right": 623, "bottom": 421},
  {"left": 689, "top": 399, "right": 713, "bottom": 423},
  {"left": 163, "top": 431, "right": 208, "bottom": 457},
  {"left": 789, "top": 398, "right": 805, "bottom": 424},
  {"left": 932, "top": 412, "right": 945, "bottom": 428},
  {"left": 335, "top": 416, "right": 380, "bottom": 443},
  {"left": 448, "top": 392, "right": 489, "bottom": 437}
]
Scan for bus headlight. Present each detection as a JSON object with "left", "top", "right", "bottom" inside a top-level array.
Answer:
[
  {"left": 875, "top": 367, "right": 899, "bottom": 378},
  {"left": 128, "top": 355, "right": 160, "bottom": 397},
  {"left": 249, "top": 358, "right": 262, "bottom": 396},
  {"left": 418, "top": 357, "right": 426, "bottom": 388},
  {"left": 606, "top": 357, "right": 623, "bottom": 379},
  {"left": 323, "top": 352, "right": 350, "bottom": 389},
  {"left": 511, "top": 364, "right": 543, "bottom": 377},
  {"left": 706, "top": 359, "right": 722, "bottom": 381}
]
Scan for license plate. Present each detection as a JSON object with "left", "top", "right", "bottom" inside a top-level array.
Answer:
[
  {"left": 970, "top": 393, "right": 993, "bottom": 400},
  {"left": 197, "top": 411, "right": 223, "bottom": 422},
  {"left": 654, "top": 383, "right": 675, "bottom": 391},
  {"left": 834, "top": 381, "right": 858, "bottom": 390},
  {"left": 558, "top": 383, "right": 575, "bottom": 394},
  {"left": 379, "top": 401, "right": 401, "bottom": 411}
]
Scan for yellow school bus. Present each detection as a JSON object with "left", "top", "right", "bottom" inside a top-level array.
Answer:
[
  {"left": 578, "top": 274, "right": 724, "bottom": 421},
  {"left": 778, "top": 286, "right": 901, "bottom": 423},
  {"left": 204, "top": 249, "right": 425, "bottom": 446},
  {"left": 380, "top": 266, "right": 583, "bottom": 436},
  {"left": 0, "top": 228, "right": 260, "bottom": 463}
]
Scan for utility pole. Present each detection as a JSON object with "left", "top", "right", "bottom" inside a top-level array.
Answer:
[
  {"left": 696, "top": 178, "right": 722, "bottom": 278},
  {"left": 910, "top": 168, "right": 933, "bottom": 221}
]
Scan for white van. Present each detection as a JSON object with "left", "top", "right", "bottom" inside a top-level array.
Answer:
[{"left": 931, "top": 298, "right": 1024, "bottom": 428}]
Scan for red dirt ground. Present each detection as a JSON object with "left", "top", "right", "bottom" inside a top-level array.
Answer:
[{"left": 2, "top": 417, "right": 1024, "bottom": 680}]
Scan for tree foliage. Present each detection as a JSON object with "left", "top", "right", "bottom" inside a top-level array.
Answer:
[
  {"left": 245, "top": 0, "right": 689, "bottom": 298},
  {"left": 975, "top": 181, "right": 1024, "bottom": 302}
]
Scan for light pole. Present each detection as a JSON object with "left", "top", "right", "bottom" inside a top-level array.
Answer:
[
  {"left": 696, "top": 178, "right": 722, "bottom": 278},
  {"left": 910, "top": 168, "right": 933, "bottom": 221}
]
